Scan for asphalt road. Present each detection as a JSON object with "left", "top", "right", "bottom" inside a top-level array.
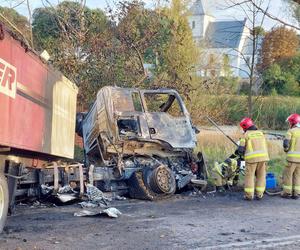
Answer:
[{"left": 1, "top": 192, "right": 300, "bottom": 250}]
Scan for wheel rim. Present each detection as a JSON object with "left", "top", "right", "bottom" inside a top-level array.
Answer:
[
  {"left": 156, "top": 167, "right": 172, "bottom": 193},
  {"left": 0, "top": 185, "right": 4, "bottom": 219},
  {"left": 149, "top": 165, "right": 176, "bottom": 194}
]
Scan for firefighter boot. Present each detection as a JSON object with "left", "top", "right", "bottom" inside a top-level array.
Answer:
[{"left": 292, "top": 192, "right": 299, "bottom": 199}]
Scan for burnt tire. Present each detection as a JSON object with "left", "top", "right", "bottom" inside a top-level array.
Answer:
[
  {"left": 0, "top": 174, "right": 8, "bottom": 233},
  {"left": 128, "top": 166, "right": 176, "bottom": 201}
]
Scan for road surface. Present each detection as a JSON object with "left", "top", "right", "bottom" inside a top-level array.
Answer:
[{"left": 1, "top": 192, "right": 300, "bottom": 250}]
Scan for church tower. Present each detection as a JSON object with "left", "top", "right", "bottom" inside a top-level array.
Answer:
[{"left": 189, "top": 0, "right": 215, "bottom": 42}]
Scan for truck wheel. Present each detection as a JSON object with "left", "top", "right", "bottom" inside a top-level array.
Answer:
[
  {"left": 0, "top": 173, "right": 8, "bottom": 233},
  {"left": 128, "top": 165, "right": 176, "bottom": 201}
]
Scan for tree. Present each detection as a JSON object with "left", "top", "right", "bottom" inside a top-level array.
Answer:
[
  {"left": 32, "top": 0, "right": 199, "bottom": 108},
  {"left": 111, "top": 0, "right": 199, "bottom": 93},
  {"left": 287, "top": 0, "right": 300, "bottom": 25},
  {"left": 243, "top": 0, "right": 300, "bottom": 30},
  {"left": 263, "top": 63, "right": 300, "bottom": 96},
  {"left": 32, "top": 1, "right": 112, "bottom": 109},
  {"left": 260, "top": 26, "right": 299, "bottom": 70},
  {"left": 108, "top": 0, "right": 173, "bottom": 87},
  {"left": 226, "top": 0, "right": 270, "bottom": 116},
  {"left": 33, "top": 0, "right": 173, "bottom": 107},
  {"left": 0, "top": 6, "right": 31, "bottom": 43},
  {"left": 262, "top": 53, "right": 300, "bottom": 96},
  {"left": 159, "top": 0, "right": 200, "bottom": 94}
]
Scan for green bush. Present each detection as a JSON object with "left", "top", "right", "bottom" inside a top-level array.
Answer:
[{"left": 262, "top": 53, "right": 300, "bottom": 96}]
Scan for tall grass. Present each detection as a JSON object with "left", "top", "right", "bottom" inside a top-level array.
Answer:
[
  {"left": 187, "top": 93, "right": 300, "bottom": 130},
  {"left": 197, "top": 131, "right": 239, "bottom": 166}
]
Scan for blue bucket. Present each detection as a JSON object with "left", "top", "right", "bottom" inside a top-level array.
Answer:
[{"left": 266, "top": 172, "right": 277, "bottom": 189}]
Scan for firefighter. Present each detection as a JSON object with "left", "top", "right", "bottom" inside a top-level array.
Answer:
[
  {"left": 238, "top": 118, "right": 269, "bottom": 200},
  {"left": 212, "top": 151, "right": 241, "bottom": 191},
  {"left": 282, "top": 114, "right": 300, "bottom": 199}
]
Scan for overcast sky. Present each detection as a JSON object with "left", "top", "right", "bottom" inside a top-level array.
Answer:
[{"left": 0, "top": 0, "right": 297, "bottom": 31}]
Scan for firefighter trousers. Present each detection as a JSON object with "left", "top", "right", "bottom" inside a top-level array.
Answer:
[
  {"left": 282, "top": 162, "right": 300, "bottom": 196},
  {"left": 244, "top": 161, "right": 267, "bottom": 199}
]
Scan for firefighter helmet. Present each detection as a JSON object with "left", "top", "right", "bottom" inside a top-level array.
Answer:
[
  {"left": 240, "top": 117, "right": 254, "bottom": 131},
  {"left": 286, "top": 114, "right": 300, "bottom": 127}
]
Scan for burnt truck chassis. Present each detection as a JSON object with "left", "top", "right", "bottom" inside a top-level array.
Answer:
[
  {"left": 0, "top": 153, "right": 86, "bottom": 210},
  {"left": 78, "top": 86, "right": 207, "bottom": 200}
]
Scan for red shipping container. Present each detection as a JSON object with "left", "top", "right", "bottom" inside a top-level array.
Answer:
[{"left": 0, "top": 23, "right": 78, "bottom": 159}]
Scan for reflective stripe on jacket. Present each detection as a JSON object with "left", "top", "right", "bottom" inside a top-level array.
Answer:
[
  {"left": 239, "top": 130, "right": 269, "bottom": 163},
  {"left": 286, "top": 128, "right": 300, "bottom": 163}
]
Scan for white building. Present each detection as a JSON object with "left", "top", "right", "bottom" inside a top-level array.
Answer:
[{"left": 189, "top": 0, "right": 252, "bottom": 78}]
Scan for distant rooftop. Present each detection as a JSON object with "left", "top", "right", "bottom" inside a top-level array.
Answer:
[
  {"left": 189, "top": 0, "right": 213, "bottom": 16},
  {"left": 205, "top": 20, "right": 246, "bottom": 48}
]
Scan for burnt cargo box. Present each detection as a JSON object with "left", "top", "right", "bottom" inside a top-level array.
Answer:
[{"left": 0, "top": 23, "right": 78, "bottom": 159}]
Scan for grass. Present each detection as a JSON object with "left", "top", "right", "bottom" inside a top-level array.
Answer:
[
  {"left": 197, "top": 130, "right": 240, "bottom": 166},
  {"left": 188, "top": 93, "right": 300, "bottom": 130},
  {"left": 267, "top": 158, "right": 287, "bottom": 185}
]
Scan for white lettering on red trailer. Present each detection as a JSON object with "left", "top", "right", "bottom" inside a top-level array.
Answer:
[{"left": 0, "top": 58, "right": 17, "bottom": 99}]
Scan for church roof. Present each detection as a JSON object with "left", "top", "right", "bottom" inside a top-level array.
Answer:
[
  {"left": 189, "top": 0, "right": 206, "bottom": 16},
  {"left": 205, "top": 20, "right": 246, "bottom": 48}
]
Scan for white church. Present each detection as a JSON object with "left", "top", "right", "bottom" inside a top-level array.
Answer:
[{"left": 188, "top": 0, "right": 253, "bottom": 78}]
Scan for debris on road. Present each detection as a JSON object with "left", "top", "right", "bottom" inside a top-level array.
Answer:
[
  {"left": 114, "top": 195, "right": 127, "bottom": 201},
  {"left": 74, "top": 210, "right": 97, "bottom": 217},
  {"left": 40, "top": 184, "right": 79, "bottom": 203},
  {"left": 74, "top": 207, "right": 122, "bottom": 218},
  {"left": 40, "top": 184, "right": 54, "bottom": 196},
  {"left": 78, "top": 201, "right": 99, "bottom": 209},
  {"left": 86, "top": 184, "right": 112, "bottom": 205},
  {"left": 103, "top": 208, "right": 122, "bottom": 218},
  {"left": 29, "top": 201, "right": 51, "bottom": 209},
  {"left": 57, "top": 194, "right": 77, "bottom": 203},
  {"left": 58, "top": 185, "right": 77, "bottom": 194}
]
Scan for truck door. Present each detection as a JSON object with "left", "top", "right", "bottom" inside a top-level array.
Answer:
[{"left": 142, "top": 92, "right": 196, "bottom": 149}]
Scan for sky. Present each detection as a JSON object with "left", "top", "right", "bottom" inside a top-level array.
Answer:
[{"left": 0, "top": 0, "right": 298, "bottom": 31}]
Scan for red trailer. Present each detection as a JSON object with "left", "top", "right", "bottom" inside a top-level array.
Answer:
[{"left": 0, "top": 23, "right": 78, "bottom": 231}]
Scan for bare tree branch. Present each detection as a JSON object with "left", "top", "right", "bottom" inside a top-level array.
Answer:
[
  {"left": 248, "top": 0, "right": 300, "bottom": 30},
  {"left": 11, "top": 0, "right": 25, "bottom": 9},
  {"left": 26, "top": 0, "right": 33, "bottom": 47}
]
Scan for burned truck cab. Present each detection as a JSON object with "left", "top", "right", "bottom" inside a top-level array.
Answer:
[{"left": 80, "top": 86, "right": 205, "bottom": 200}]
